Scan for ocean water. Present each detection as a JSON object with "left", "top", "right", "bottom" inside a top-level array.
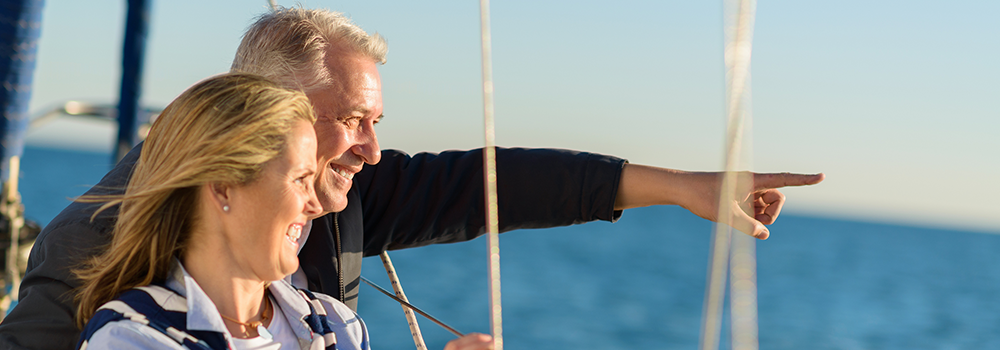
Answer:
[
  {"left": 18, "top": 146, "right": 1000, "bottom": 350},
  {"left": 19, "top": 147, "right": 121, "bottom": 225},
  {"left": 356, "top": 210, "right": 1000, "bottom": 350}
]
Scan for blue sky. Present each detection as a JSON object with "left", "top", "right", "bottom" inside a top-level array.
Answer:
[{"left": 24, "top": 0, "right": 999, "bottom": 232}]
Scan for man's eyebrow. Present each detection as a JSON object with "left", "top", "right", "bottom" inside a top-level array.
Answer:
[{"left": 349, "top": 107, "right": 370, "bottom": 115}]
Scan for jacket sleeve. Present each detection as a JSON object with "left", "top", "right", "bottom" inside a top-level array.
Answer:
[
  {"left": 0, "top": 144, "right": 137, "bottom": 350},
  {"left": 0, "top": 217, "right": 111, "bottom": 350},
  {"left": 356, "top": 147, "right": 627, "bottom": 256}
]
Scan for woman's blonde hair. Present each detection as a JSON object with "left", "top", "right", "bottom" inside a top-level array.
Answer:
[{"left": 73, "top": 73, "right": 316, "bottom": 326}]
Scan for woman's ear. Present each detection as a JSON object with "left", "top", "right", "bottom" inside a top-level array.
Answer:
[{"left": 206, "top": 182, "right": 232, "bottom": 213}]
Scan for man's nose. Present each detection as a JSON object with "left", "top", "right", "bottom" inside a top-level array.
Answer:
[{"left": 352, "top": 125, "right": 381, "bottom": 165}]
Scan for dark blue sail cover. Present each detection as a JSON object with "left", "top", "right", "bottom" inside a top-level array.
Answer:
[{"left": 0, "top": 0, "right": 44, "bottom": 181}]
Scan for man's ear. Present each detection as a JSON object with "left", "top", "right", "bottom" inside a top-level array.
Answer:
[{"left": 206, "top": 182, "right": 232, "bottom": 213}]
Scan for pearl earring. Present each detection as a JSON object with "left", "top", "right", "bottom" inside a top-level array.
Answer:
[{"left": 223, "top": 205, "right": 230, "bottom": 212}]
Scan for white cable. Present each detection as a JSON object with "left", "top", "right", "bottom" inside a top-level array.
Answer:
[
  {"left": 478, "top": 0, "right": 503, "bottom": 349},
  {"left": 699, "top": 1, "right": 758, "bottom": 349}
]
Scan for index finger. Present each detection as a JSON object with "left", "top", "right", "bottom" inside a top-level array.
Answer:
[{"left": 753, "top": 172, "right": 825, "bottom": 190}]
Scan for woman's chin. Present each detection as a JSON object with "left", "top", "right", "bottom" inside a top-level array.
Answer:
[{"left": 277, "top": 259, "right": 299, "bottom": 279}]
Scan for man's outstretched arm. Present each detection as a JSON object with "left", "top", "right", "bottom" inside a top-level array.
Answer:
[
  {"left": 356, "top": 148, "right": 627, "bottom": 255},
  {"left": 615, "top": 164, "right": 825, "bottom": 239}
]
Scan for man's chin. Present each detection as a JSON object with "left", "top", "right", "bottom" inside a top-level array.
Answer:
[
  {"left": 315, "top": 183, "right": 349, "bottom": 214},
  {"left": 318, "top": 196, "right": 348, "bottom": 214}
]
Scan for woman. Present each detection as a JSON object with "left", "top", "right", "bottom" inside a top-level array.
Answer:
[{"left": 73, "top": 74, "right": 491, "bottom": 350}]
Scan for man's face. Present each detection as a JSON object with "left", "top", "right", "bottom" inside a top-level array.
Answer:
[{"left": 307, "top": 49, "right": 383, "bottom": 214}]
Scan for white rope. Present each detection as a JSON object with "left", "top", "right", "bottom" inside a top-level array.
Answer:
[
  {"left": 699, "top": 221, "right": 732, "bottom": 350},
  {"left": 478, "top": 0, "right": 503, "bottom": 349},
  {"left": 5, "top": 156, "right": 23, "bottom": 300},
  {"left": 379, "top": 252, "right": 428, "bottom": 350},
  {"left": 699, "top": 0, "right": 758, "bottom": 349},
  {"left": 730, "top": 229, "right": 758, "bottom": 350},
  {"left": 726, "top": 2, "right": 759, "bottom": 348},
  {"left": 0, "top": 155, "right": 24, "bottom": 320}
]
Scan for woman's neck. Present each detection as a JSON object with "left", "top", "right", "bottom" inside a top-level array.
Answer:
[{"left": 183, "top": 241, "right": 269, "bottom": 338}]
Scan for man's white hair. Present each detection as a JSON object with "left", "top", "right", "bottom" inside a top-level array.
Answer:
[{"left": 231, "top": 7, "right": 387, "bottom": 93}]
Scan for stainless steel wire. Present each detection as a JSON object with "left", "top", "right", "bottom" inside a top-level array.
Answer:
[{"left": 360, "top": 276, "right": 465, "bottom": 337}]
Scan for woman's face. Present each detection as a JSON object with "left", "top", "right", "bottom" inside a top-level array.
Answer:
[{"left": 226, "top": 119, "right": 322, "bottom": 281}]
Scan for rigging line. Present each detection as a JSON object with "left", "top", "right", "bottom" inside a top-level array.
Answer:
[
  {"left": 478, "top": 0, "right": 503, "bottom": 349},
  {"left": 379, "top": 252, "right": 429, "bottom": 350},
  {"left": 698, "top": 0, "right": 759, "bottom": 350},
  {"left": 4, "top": 156, "right": 22, "bottom": 301},
  {"left": 730, "top": 223, "right": 759, "bottom": 350},
  {"left": 699, "top": 219, "right": 732, "bottom": 350},
  {"left": 360, "top": 276, "right": 465, "bottom": 338},
  {"left": 726, "top": 3, "right": 759, "bottom": 350}
]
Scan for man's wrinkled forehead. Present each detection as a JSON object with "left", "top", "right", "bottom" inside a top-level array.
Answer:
[
  {"left": 329, "top": 51, "right": 381, "bottom": 91},
  {"left": 303, "top": 49, "right": 382, "bottom": 118}
]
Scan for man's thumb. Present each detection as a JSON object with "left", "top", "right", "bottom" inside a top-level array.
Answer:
[{"left": 730, "top": 205, "right": 769, "bottom": 240}]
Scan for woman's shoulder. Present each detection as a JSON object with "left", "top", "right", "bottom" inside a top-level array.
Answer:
[
  {"left": 80, "top": 287, "right": 188, "bottom": 350},
  {"left": 80, "top": 286, "right": 227, "bottom": 350},
  {"left": 269, "top": 281, "right": 370, "bottom": 350},
  {"left": 275, "top": 282, "right": 358, "bottom": 322},
  {"left": 83, "top": 319, "right": 186, "bottom": 350}
]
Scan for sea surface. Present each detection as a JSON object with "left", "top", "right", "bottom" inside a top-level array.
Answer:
[{"left": 18, "top": 146, "right": 1000, "bottom": 350}]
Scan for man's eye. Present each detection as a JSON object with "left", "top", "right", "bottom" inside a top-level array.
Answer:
[{"left": 343, "top": 117, "right": 361, "bottom": 128}]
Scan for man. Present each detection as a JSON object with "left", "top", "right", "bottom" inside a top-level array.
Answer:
[{"left": 0, "top": 7, "right": 823, "bottom": 349}]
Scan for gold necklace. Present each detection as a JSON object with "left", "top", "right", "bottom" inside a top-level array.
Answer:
[{"left": 219, "top": 291, "right": 272, "bottom": 337}]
